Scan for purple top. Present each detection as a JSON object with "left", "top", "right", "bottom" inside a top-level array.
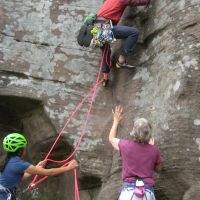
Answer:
[{"left": 119, "top": 139, "right": 162, "bottom": 186}]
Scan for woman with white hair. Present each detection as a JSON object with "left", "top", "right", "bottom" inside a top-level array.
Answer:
[{"left": 109, "top": 106, "right": 163, "bottom": 200}]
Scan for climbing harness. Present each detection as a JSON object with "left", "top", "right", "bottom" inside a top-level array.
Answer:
[
  {"left": 120, "top": 182, "right": 154, "bottom": 200},
  {"left": 90, "top": 19, "right": 116, "bottom": 49},
  {"left": 0, "top": 185, "right": 16, "bottom": 200},
  {"left": 28, "top": 45, "right": 108, "bottom": 200},
  {"left": 77, "top": 16, "right": 116, "bottom": 49}
]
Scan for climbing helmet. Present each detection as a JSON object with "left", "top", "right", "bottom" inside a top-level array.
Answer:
[{"left": 3, "top": 133, "right": 27, "bottom": 152}]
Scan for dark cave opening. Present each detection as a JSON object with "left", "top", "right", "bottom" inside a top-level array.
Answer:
[
  {"left": 0, "top": 95, "right": 42, "bottom": 144},
  {"left": 79, "top": 175, "right": 102, "bottom": 200},
  {"left": 79, "top": 176, "right": 102, "bottom": 190}
]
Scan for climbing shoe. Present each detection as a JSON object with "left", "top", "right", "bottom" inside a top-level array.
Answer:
[
  {"left": 116, "top": 61, "right": 135, "bottom": 69},
  {"left": 102, "top": 79, "right": 109, "bottom": 87}
]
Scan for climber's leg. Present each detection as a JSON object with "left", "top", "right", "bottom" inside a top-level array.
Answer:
[
  {"left": 101, "top": 44, "right": 112, "bottom": 87},
  {"left": 113, "top": 25, "right": 139, "bottom": 68}
]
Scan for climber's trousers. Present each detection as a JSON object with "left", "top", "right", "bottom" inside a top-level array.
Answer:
[{"left": 101, "top": 25, "right": 139, "bottom": 73}]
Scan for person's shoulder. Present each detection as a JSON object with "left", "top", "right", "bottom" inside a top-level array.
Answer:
[
  {"left": 119, "top": 138, "right": 130, "bottom": 143},
  {"left": 15, "top": 156, "right": 25, "bottom": 162},
  {"left": 119, "top": 138, "right": 127, "bottom": 146},
  {"left": 119, "top": 138, "right": 136, "bottom": 146},
  {"left": 148, "top": 144, "right": 161, "bottom": 153},
  {"left": 15, "top": 157, "right": 31, "bottom": 165},
  {"left": 9, "top": 156, "right": 19, "bottom": 162}
]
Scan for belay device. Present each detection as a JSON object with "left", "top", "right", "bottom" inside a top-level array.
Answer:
[
  {"left": 90, "top": 19, "right": 116, "bottom": 48},
  {"left": 134, "top": 179, "right": 145, "bottom": 198}
]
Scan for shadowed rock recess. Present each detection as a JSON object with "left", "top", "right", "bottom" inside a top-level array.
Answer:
[{"left": 0, "top": 0, "right": 200, "bottom": 199}]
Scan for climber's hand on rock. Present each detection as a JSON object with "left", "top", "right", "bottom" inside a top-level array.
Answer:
[
  {"left": 149, "top": 138, "right": 155, "bottom": 145},
  {"left": 112, "top": 105, "right": 123, "bottom": 123}
]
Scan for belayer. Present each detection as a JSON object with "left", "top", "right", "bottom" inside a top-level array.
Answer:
[
  {"left": 77, "top": 0, "right": 151, "bottom": 87},
  {"left": 109, "top": 106, "right": 163, "bottom": 200},
  {"left": 0, "top": 133, "right": 78, "bottom": 200}
]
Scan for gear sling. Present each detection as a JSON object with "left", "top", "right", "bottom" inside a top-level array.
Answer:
[{"left": 77, "top": 13, "right": 116, "bottom": 48}]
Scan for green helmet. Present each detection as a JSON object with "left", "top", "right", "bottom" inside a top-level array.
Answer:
[{"left": 3, "top": 133, "right": 27, "bottom": 152}]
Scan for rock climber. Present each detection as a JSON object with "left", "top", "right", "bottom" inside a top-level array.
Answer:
[
  {"left": 97, "top": 0, "right": 151, "bottom": 87},
  {"left": 109, "top": 106, "right": 163, "bottom": 200},
  {"left": 77, "top": 0, "right": 151, "bottom": 87},
  {"left": 0, "top": 133, "right": 78, "bottom": 200}
]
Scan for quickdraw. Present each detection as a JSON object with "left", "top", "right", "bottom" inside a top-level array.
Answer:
[{"left": 90, "top": 20, "right": 116, "bottom": 48}]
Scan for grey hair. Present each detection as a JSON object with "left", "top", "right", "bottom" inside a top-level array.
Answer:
[{"left": 130, "top": 118, "right": 152, "bottom": 144}]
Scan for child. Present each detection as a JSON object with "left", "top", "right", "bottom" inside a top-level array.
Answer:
[
  {"left": 0, "top": 133, "right": 78, "bottom": 200},
  {"left": 109, "top": 106, "right": 163, "bottom": 200}
]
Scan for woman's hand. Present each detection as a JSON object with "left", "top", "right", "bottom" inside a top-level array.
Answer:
[
  {"left": 109, "top": 106, "right": 122, "bottom": 151},
  {"left": 112, "top": 105, "right": 123, "bottom": 123},
  {"left": 149, "top": 138, "right": 155, "bottom": 145},
  {"left": 67, "top": 159, "right": 78, "bottom": 170},
  {"left": 36, "top": 160, "right": 47, "bottom": 167}
]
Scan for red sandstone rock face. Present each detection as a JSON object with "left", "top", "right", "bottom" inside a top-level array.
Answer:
[{"left": 0, "top": 0, "right": 200, "bottom": 200}]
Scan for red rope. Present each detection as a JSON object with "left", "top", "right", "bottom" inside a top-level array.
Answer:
[
  {"left": 29, "top": 77, "right": 103, "bottom": 187},
  {"left": 74, "top": 168, "right": 79, "bottom": 200},
  {"left": 28, "top": 80, "right": 102, "bottom": 188},
  {"left": 28, "top": 45, "right": 108, "bottom": 197},
  {"left": 29, "top": 83, "right": 100, "bottom": 187}
]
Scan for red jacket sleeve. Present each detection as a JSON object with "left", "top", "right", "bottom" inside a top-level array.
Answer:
[{"left": 120, "top": 0, "right": 151, "bottom": 7}]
